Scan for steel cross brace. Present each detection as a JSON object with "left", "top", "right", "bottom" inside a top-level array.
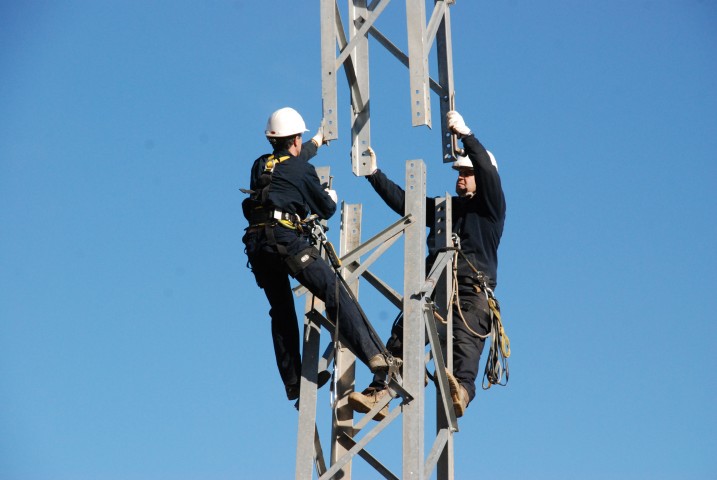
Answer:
[{"left": 293, "top": 214, "right": 414, "bottom": 298}]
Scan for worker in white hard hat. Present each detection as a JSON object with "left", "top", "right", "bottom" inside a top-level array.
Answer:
[
  {"left": 242, "top": 107, "right": 395, "bottom": 402},
  {"left": 348, "top": 110, "right": 506, "bottom": 419},
  {"left": 452, "top": 150, "right": 497, "bottom": 198}
]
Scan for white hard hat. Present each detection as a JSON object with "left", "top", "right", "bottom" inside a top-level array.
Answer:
[
  {"left": 451, "top": 154, "right": 473, "bottom": 170},
  {"left": 265, "top": 107, "right": 309, "bottom": 138},
  {"left": 451, "top": 150, "right": 498, "bottom": 171}
]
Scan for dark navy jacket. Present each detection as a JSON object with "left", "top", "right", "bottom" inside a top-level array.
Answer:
[
  {"left": 247, "top": 140, "right": 336, "bottom": 221},
  {"left": 367, "top": 135, "right": 506, "bottom": 289}
]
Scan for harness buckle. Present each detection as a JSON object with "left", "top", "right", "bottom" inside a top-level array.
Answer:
[{"left": 271, "top": 209, "right": 300, "bottom": 225}]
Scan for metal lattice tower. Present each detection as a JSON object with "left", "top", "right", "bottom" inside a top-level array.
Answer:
[
  {"left": 292, "top": 1, "right": 463, "bottom": 478},
  {"left": 321, "top": 0, "right": 462, "bottom": 172}
]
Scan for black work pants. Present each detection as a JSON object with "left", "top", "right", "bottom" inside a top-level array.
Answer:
[
  {"left": 378, "top": 284, "right": 490, "bottom": 401},
  {"left": 451, "top": 285, "right": 491, "bottom": 400},
  {"left": 243, "top": 224, "right": 383, "bottom": 389}
]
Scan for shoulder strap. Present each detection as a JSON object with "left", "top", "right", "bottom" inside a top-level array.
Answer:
[{"left": 264, "top": 154, "right": 291, "bottom": 173}]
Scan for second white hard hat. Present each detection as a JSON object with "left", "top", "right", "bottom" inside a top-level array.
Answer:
[
  {"left": 265, "top": 107, "right": 309, "bottom": 138},
  {"left": 451, "top": 154, "right": 473, "bottom": 170},
  {"left": 451, "top": 151, "right": 498, "bottom": 171}
]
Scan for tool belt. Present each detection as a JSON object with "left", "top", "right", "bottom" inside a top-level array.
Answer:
[
  {"left": 247, "top": 207, "right": 300, "bottom": 230},
  {"left": 271, "top": 209, "right": 299, "bottom": 223},
  {"left": 246, "top": 210, "right": 319, "bottom": 276}
]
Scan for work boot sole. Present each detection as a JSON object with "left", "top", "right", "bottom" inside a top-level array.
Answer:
[{"left": 347, "top": 391, "right": 389, "bottom": 420}]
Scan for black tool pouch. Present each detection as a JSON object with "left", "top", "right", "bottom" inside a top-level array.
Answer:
[
  {"left": 242, "top": 197, "right": 256, "bottom": 221},
  {"left": 284, "top": 246, "right": 320, "bottom": 277}
]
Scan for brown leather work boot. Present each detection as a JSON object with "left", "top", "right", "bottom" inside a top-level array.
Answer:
[
  {"left": 347, "top": 387, "right": 390, "bottom": 420},
  {"left": 446, "top": 372, "right": 470, "bottom": 418}
]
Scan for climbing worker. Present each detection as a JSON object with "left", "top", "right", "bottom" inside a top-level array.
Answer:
[
  {"left": 242, "top": 107, "right": 395, "bottom": 401},
  {"left": 348, "top": 110, "right": 506, "bottom": 418}
]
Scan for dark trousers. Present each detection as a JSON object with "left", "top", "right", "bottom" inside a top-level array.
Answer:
[
  {"left": 243, "top": 225, "right": 383, "bottom": 389},
  {"left": 378, "top": 284, "right": 490, "bottom": 401}
]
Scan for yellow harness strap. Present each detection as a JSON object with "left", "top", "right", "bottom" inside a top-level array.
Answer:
[
  {"left": 278, "top": 219, "right": 297, "bottom": 229},
  {"left": 264, "top": 155, "right": 295, "bottom": 229},
  {"left": 265, "top": 154, "right": 291, "bottom": 172}
]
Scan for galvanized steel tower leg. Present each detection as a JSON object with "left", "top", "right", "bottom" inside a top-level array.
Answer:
[
  {"left": 296, "top": 302, "right": 323, "bottom": 479},
  {"left": 403, "top": 159, "right": 427, "bottom": 479},
  {"left": 434, "top": 194, "right": 455, "bottom": 479},
  {"left": 295, "top": 167, "right": 332, "bottom": 480},
  {"left": 330, "top": 203, "right": 363, "bottom": 477}
]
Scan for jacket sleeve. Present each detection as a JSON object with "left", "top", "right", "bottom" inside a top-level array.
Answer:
[
  {"left": 297, "top": 140, "right": 319, "bottom": 163},
  {"left": 366, "top": 169, "right": 404, "bottom": 215},
  {"left": 366, "top": 169, "right": 436, "bottom": 223},
  {"left": 461, "top": 135, "right": 506, "bottom": 221}
]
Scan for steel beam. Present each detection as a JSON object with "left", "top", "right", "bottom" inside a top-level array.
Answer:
[
  {"left": 295, "top": 308, "right": 323, "bottom": 479},
  {"left": 436, "top": 0, "right": 460, "bottom": 162},
  {"left": 403, "top": 159, "right": 427, "bottom": 479},
  {"left": 330, "top": 203, "right": 362, "bottom": 478},
  {"left": 349, "top": 0, "right": 374, "bottom": 176},
  {"left": 406, "top": 0, "right": 431, "bottom": 127},
  {"left": 320, "top": 0, "right": 339, "bottom": 141},
  {"left": 433, "top": 194, "right": 455, "bottom": 479},
  {"left": 295, "top": 168, "right": 332, "bottom": 479}
]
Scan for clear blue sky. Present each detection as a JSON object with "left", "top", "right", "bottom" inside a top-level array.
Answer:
[{"left": 2, "top": 1, "right": 715, "bottom": 479}]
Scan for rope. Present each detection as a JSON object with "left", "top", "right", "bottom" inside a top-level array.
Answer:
[
  {"left": 482, "top": 292, "right": 510, "bottom": 390},
  {"left": 441, "top": 239, "right": 511, "bottom": 390}
]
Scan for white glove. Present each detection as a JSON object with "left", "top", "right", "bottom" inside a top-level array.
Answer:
[
  {"left": 366, "top": 146, "right": 378, "bottom": 175},
  {"left": 326, "top": 188, "right": 338, "bottom": 204},
  {"left": 311, "top": 119, "right": 327, "bottom": 146},
  {"left": 447, "top": 110, "right": 472, "bottom": 137}
]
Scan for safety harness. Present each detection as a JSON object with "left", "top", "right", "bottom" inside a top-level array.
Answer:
[
  {"left": 241, "top": 154, "right": 323, "bottom": 275},
  {"left": 242, "top": 154, "right": 299, "bottom": 229},
  {"left": 438, "top": 235, "right": 511, "bottom": 390}
]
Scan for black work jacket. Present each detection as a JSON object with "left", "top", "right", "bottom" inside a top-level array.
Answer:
[
  {"left": 367, "top": 135, "right": 506, "bottom": 289},
  {"left": 247, "top": 140, "right": 336, "bottom": 220}
]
